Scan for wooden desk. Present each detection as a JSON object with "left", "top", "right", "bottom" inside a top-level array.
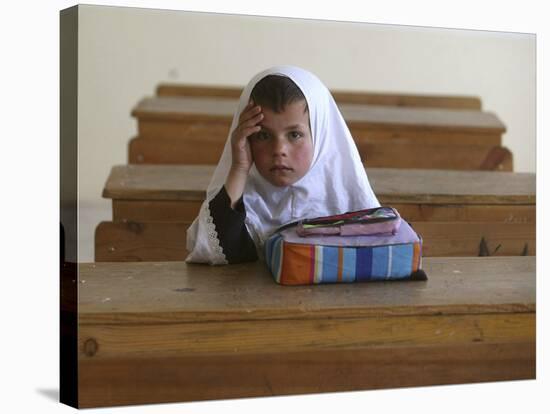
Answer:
[
  {"left": 129, "top": 96, "right": 509, "bottom": 170},
  {"left": 101, "top": 165, "right": 535, "bottom": 222},
  {"left": 95, "top": 165, "right": 536, "bottom": 261},
  {"left": 156, "top": 83, "right": 483, "bottom": 110},
  {"left": 77, "top": 256, "right": 535, "bottom": 408}
]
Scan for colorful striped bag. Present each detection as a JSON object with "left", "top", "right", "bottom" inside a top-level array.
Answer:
[{"left": 264, "top": 207, "right": 426, "bottom": 285}]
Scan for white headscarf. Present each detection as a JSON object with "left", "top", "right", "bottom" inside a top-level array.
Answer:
[{"left": 186, "top": 65, "right": 380, "bottom": 265}]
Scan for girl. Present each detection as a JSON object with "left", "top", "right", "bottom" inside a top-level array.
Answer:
[{"left": 186, "top": 65, "right": 380, "bottom": 265}]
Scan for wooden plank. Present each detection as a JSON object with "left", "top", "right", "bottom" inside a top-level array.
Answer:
[
  {"left": 129, "top": 135, "right": 224, "bottom": 165},
  {"left": 78, "top": 342, "right": 534, "bottom": 407},
  {"left": 130, "top": 96, "right": 505, "bottom": 170},
  {"left": 94, "top": 220, "right": 535, "bottom": 262},
  {"left": 340, "top": 103, "right": 503, "bottom": 135},
  {"left": 78, "top": 257, "right": 534, "bottom": 406},
  {"left": 106, "top": 164, "right": 535, "bottom": 221},
  {"left": 112, "top": 200, "right": 536, "bottom": 224},
  {"left": 353, "top": 127, "right": 501, "bottom": 147},
  {"left": 79, "top": 313, "right": 534, "bottom": 359},
  {"left": 157, "top": 83, "right": 244, "bottom": 99},
  {"left": 103, "top": 164, "right": 212, "bottom": 201},
  {"left": 358, "top": 142, "right": 513, "bottom": 171},
  {"left": 112, "top": 199, "right": 202, "bottom": 223},
  {"left": 79, "top": 256, "right": 535, "bottom": 324},
  {"left": 132, "top": 96, "right": 503, "bottom": 143},
  {"left": 390, "top": 204, "right": 535, "bottom": 223},
  {"left": 413, "top": 221, "right": 535, "bottom": 256},
  {"left": 101, "top": 166, "right": 535, "bottom": 255},
  {"left": 102, "top": 165, "right": 536, "bottom": 205},
  {"left": 128, "top": 135, "right": 513, "bottom": 171},
  {"left": 156, "top": 83, "right": 483, "bottom": 110},
  {"left": 95, "top": 221, "right": 190, "bottom": 262}
]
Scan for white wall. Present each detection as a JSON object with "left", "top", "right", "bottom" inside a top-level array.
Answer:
[{"left": 77, "top": 5, "right": 536, "bottom": 258}]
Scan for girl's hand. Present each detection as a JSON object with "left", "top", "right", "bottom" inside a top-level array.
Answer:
[{"left": 230, "top": 101, "right": 263, "bottom": 173}]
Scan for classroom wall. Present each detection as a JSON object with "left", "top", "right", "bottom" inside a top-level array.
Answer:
[{"left": 76, "top": 5, "right": 536, "bottom": 258}]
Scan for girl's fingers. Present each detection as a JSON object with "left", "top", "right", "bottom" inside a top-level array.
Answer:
[
  {"left": 239, "top": 125, "right": 261, "bottom": 141},
  {"left": 232, "top": 104, "right": 262, "bottom": 143},
  {"left": 232, "top": 122, "right": 260, "bottom": 144},
  {"left": 240, "top": 112, "right": 263, "bottom": 129},
  {"left": 239, "top": 104, "right": 262, "bottom": 124},
  {"left": 240, "top": 102, "right": 254, "bottom": 117},
  {"left": 247, "top": 125, "right": 262, "bottom": 134}
]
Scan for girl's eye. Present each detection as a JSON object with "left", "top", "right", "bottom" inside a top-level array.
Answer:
[
  {"left": 289, "top": 131, "right": 303, "bottom": 140},
  {"left": 254, "top": 131, "right": 270, "bottom": 141}
]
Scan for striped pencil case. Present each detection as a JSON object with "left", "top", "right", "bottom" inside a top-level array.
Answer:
[{"left": 264, "top": 209, "right": 426, "bottom": 286}]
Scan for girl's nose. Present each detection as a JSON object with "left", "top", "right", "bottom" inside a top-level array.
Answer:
[{"left": 272, "top": 137, "right": 288, "bottom": 156}]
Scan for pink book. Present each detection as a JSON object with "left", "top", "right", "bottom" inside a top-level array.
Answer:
[{"left": 295, "top": 206, "right": 401, "bottom": 237}]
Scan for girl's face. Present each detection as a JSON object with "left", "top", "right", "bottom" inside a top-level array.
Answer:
[{"left": 249, "top": 100, "right": 314, "bottom": 187}]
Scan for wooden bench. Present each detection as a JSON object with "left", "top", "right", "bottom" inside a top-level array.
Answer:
[
  {"left": 157, "top": 83, "right": 483, "bottom": 110},
  {"left": 95, "top": 165, "right": 535, "bottom": 261},
  {"left": 77, "top": 256, "right": 535, "bottom": 407},
  {"left": 129, "top": 96, "right": 510, "bottom": 170}
]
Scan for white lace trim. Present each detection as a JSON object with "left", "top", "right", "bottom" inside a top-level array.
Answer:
[{"left": 204, "top": 202, "right": 228, "bottom": 265}]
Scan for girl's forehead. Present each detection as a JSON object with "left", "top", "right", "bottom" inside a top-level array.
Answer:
[{"left": 261, "top": 101, "right": 309, "bottom": 124}]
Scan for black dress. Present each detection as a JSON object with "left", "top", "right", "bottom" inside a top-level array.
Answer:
[{"left": 208, "top": 186, "right": 258, "bottom": 263}]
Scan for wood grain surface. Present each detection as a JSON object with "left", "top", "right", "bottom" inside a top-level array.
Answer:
[
  {"left": 132, "top": 96, "right": 501, "bottom": 134},
  {"left": 128, "top": 135, "right": 513, "bottom": 170},
  {"left": 102, "top": 164, "right": 535, "bottom": 205},
  {"left": 77, "top": 256, "right": 535, "bottom": 407},
  {"left": 129, "top": 96, "right": 504, "bottom": 170},
  {"left": 156, "top": 83, "right": 483, "bottom": 110},
  {"left": 109, "top": 200, "right": 535, "bottom": 224},
  {"left": 78, "top": 341, "right": 534, "bottom": 407},
  {"left": 79, "top": 256, "right": 535, "bottom": 324},
  {"left": 94, "top": 220, "right": 535, "bottom": 262}
]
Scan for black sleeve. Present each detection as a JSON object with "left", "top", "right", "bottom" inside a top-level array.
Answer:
[{"left": 208, "top": 186, "right": 258, "bottom": 263}]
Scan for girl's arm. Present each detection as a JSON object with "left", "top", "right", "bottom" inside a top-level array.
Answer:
[
  {"left": 197, "top": 101, "right": 262, "bottom": 263},
  {"left": 225, "top": 166, "right": 249, "bottom": 209},
  {"left": 225, "top": 101, "right": 263, "bottom": 208},
  {"left": 186, "top": 103, "right": 262, "bottom": 265},
  {"left": 208, "top": 185, "right": 258, "bottom": 263}
]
